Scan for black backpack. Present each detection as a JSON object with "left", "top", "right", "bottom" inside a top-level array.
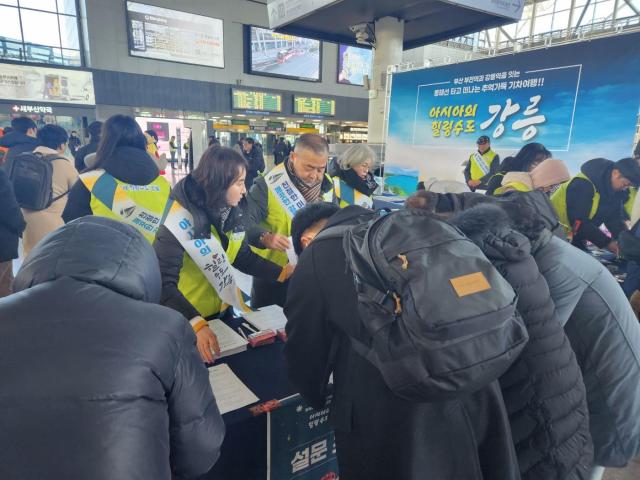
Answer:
[
  {"left": 8, "top": 151, "right": 68, "bottom": 211},
  {"left": 320, "top": 208, "right": 528, "bottom": 402}
]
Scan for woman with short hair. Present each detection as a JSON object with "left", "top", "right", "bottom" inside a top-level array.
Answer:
[{"left": 332, "top": 144, "right": 379, "bottom": 209}]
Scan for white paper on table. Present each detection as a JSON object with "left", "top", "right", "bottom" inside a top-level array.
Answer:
[
  {"left": 286, "top": 236, "right": 298, "bottom": 265},
  {"left": 243, "top": 304, "right": 288, "bottom": 332},
  {"left": 208, "top": 363, "right": 259, "bottom": 415},
  {"left": 208, "top": 320, "right": 248, "bottom": 358}
]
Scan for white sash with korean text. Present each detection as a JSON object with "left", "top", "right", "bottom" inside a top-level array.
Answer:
[
  {"left": 264, "top": 163, "right": 307, "bottom": 219},
  {"left": 164, "top": 202, "right": 250, "bottom": 312},
  {"left": 472, "top": 152, "right": 491, "bottom": 176}
]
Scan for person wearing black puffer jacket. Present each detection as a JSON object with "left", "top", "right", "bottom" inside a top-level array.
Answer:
[
  {"left": 0, "top": 167, "right": 25, "bottom": 297},
  {"left": 0, "top": 216, "right": 224, "bottom": 480},
  {"left": 450, "top": 203, "right": 593, "bottom": 480},
  {"left": 62, "top": 115, "right": 171, "bottom": 244}
]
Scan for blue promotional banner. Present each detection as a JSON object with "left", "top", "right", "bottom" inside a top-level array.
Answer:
[
  {"left": 268, "top": 395, "right": 338, "bottom": 480},
  {"left": 385, "top": 32, "right": 640, "bottom": 196}
]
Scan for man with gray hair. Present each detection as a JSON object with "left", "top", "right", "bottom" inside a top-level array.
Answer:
[
  {"left": 245, "top": 133, "right": 334, "bottom": 307},
  {"left": 332, "top": 143, "right": 379, "bottom": 208}
]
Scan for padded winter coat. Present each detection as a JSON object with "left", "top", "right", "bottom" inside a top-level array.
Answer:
[
  {"left": 533, "top": 229, "right": 640, "bottom": 467},
  {"left": 0, "top": 216, "right": 224, "bottom": 480},
  {"left": 451, "top": 205, "right": 593, "bottom": 480}
]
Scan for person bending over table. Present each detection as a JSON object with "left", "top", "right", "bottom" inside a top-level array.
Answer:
[{"left": 154, "top": 146, "right": 293, "bottom": 363}]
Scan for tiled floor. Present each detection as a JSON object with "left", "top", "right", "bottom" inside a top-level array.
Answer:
[{"left": 604, "top": 458, "right": 640, "bottom": 480}]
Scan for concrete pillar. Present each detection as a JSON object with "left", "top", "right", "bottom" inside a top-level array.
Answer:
[{"left": 367, "top": 16, "right": 405, "bottom": 145}]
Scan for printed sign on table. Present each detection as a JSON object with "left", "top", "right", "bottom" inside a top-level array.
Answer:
[{"left": 268, "top": 395, "right": 338, "bottom": 480}]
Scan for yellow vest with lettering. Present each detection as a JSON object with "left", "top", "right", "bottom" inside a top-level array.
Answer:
[
  {"left": 80, "top": 170, "right": 172, "bottom": 243},
  {"left": 494, "top": 181, "right": 532, "bottom": 196},
  {"left": 177, "top": 224, "right": 245, "bottom": 318},
  {"left": 550, "top": 172, "right": 600, "bottom": 237},
  {"left": 469, "top": 150, "right": 498, "bottom": 181},
  {"left": 252, "top": 169, "right": 334, "bottom": 267},
  {"left": 332, "top": 176, "right": 373, "bottom": 209}
]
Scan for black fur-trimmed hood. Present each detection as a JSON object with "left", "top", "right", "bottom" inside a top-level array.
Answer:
[{"left": 450, "top": 204, "right": 531, "bottom": 262}]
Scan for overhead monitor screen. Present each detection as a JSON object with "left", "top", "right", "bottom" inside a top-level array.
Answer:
[
  {"left": 232, "top": 89, "right": 283, "bottom": 112},
  {"left": 126, "top": 1, "right": 224, "bottom": 68},
  {"left": 338, "top": 44, "right": 373, "bottom": 86},
  {"left": 293, "top": 96, "right": 336, "bottom": 116},
  {"left": 248, "top": 26, "right": 321, "bottom": 82}
]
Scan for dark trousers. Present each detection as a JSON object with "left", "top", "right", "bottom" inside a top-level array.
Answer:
[{"left": 251, "top": 277, "right": 289, "bottom": 309}]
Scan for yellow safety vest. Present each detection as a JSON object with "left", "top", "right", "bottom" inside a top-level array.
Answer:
[
  {"left": 80, "top": 170, "right": 172, "bottom": 243},
  {"left": 469, "top": 150, "right": 498, "bottom": 181},
  {"left": 252, "top": 171, "right": 334, "bottom": 267},
  {"left": 177, "top": 224, "right": 246, "bottom": 319},
  {"left": 625, "top": 187, "right": 637, "bottom": 219},
  {"left": 332, "top": 176, "right": 373, "bottom": 209},
  {"left": 550, "top": 172, "right": 600, "bottom": 237},
  {"left": 494, "top": 181, "right": 532, "bottom": 196}
]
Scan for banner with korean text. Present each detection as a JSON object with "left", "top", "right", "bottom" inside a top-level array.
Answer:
[
  {"left": 268, "top": 394, "right": 338, "bottom": 480},
  {"left": 385, "top": 31, "right": 640, "bottom": 196}
]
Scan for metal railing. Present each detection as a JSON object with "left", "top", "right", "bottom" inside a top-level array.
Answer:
[
  {"left": 0, "top": 38, "right": 81, "bottom": 66},
  {"left": 442, "top": 15, "right": 640, "bottom": 55}
]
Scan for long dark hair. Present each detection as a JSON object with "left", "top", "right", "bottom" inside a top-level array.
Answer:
[
  {"left": 499, "top": 143, "right": 552, "bottom": 174},
  {"left": 192, "top": 146, "right": 248, "bottom": 211},
  {"left": 94, "top": 115, "right": 147, "bottom": 169}
]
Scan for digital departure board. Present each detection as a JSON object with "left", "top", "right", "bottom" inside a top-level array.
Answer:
[
  {"left": 293, "top": 96, "right": 336, "bottom": 116},
  {"left": 232, "top": 89, "right": 282, "bottom": 112}
]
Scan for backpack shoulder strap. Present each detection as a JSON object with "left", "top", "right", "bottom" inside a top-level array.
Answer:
[{"left": 314, "top": 224, "right": 353, "bottom": 243}]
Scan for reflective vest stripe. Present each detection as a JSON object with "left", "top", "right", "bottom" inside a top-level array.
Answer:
[
  {"left": 494, "top": 181, "right": 532, "bottom": 196},
  {"left": 332, "top": 177, "right": 373, "bottom": 209},
  {"left": 625, "top": 187, "right": 637, "bottom": 219},
  {"left": 469, "top": 150, "right": 497, "bottom": 181},
  {"left": 80, "top": 170, "right": 171, "bottom": 243},
  {"left": 550, "top": 173, "right": 600, "bottom": 237},
  {"left": 253, "top": 167, "right": 334, "bottom": 267},
  {"left": 264, "top": 162, "right": 307, "bottom": 219}
]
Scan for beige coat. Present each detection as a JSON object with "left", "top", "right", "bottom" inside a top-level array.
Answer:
[{"left": 22, "top": 147, "right": 78, "bottom": 255}]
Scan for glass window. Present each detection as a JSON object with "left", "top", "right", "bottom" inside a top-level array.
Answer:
[
  {"left": 19, "top": 0, "right": 57, "bottom": 11},
  {"left": 23, "top": 44, "right": 63, "bottom": 64},
  {"left": 553, "top": 0, "right": 573, "bottom": 12},
  {"left": 57, "top": 0, "right": 76, "bottom": 15},
  {"left": 62, "top": 48, "right": 81, "bottom": 66},
  {"left": 552, "top": 9, "right": 571, "bottom": 31},
  {"left": 58, "top": 14, "right": 79, "bottom": 49},
  {"left": 593, "top": 0, "right": 615, "bottom": 22},
  {"left": 572, "top": 3, "right": 595, "bottom": 26},
  {"left": 536, "top": 0, "right": 555, "bottom": 15},
  {"left": 0, "top": 6, "right": 22, "bottom": 41},
  {"left": 21, "top": 9, "right": 60, "bottom": 47},
  {"left": 618, "top": 3, "right": 636, "bottom": 18},
  {"left": 4, "top": 0, "right": 82, "bottom": 66},
  {"left": 533, "top": 14, "right": 553, "bottom": 35}
]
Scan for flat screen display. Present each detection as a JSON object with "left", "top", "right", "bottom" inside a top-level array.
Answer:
[
  {"left": 338, "top": 44, "right": 373, "bottom": 86},
  {"left": 146, "top": 121, "right": 170, "bottom": 141},
  {"left": 126, "top": 1, "right": 224, "bottom": 68},
  {"left": 293, "top": 96, "right": 336, "bottom": 116},
  {"left": 232, "top": 89, "right": 283, "bottom": 112},
  {"left": 248, "top": 26, "right": 321, "bottom": 82}
]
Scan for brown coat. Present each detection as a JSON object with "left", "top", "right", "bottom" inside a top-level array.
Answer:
[{"left": 22, "top": 147, "right": 78, "bottom": 255}]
